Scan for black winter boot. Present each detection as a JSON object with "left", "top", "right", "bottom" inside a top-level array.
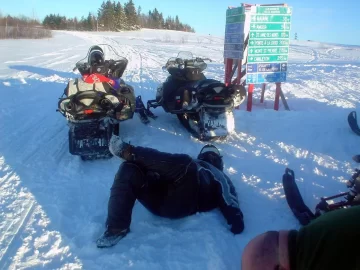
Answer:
[{"left": 96, "top": 227, "right": 130, "bottom": 248}]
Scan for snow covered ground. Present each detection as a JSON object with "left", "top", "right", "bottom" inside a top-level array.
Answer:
[{"left": 1, "top": 29, "right": 360, "bottom": 269}]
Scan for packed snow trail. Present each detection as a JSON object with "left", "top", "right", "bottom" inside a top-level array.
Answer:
[{"left": 0, "top": 30, "right": 360, "bottom": 269}]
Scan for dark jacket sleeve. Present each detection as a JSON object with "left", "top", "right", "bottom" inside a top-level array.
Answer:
[
  {"left": 218, "top": 175, "right": 244, "bottom": 234},
  {"left": 132, "top": 146, "right": 194, "bottom": 181},
  {"left": 197, "top": 161, "right": 244, "bottom": 234}
]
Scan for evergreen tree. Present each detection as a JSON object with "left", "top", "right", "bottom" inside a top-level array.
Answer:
[
  {"left": 86, "top": 12, "right": 93, "bottom": 30},
  {"left": 114, "top": 1, "right": 126, "bottom": 30},
  {"left": 98, "top": 0, "right": 116, "bottom": 30},
  {"left": 124, "top": 0, "right": 138, "bottom": 27},
  {"left": 41, "top": 0, "right": 195, "bottom": 32},
  {"left": 175, "top": 15, "right": 180, "bottom": 30}
]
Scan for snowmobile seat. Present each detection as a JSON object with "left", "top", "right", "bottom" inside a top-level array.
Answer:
[{"left": 189, "top": 79, "right": 234, "bottom": 107}]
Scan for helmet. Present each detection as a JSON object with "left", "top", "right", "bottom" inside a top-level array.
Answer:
[
  {"left": 88, "top": 46, "right": 104, "bottom": 66},
  {"left": 197, "top": 144, "right": 224, "bottom": 171}
]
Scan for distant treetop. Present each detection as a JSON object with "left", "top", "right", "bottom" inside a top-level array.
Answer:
[{"left": 42, "top": 0, "right": 195, "bottom": 33}]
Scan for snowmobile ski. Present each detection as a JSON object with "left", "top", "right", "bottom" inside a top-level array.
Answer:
[
  {"left": 138, "top": 111, "right": 150, "bottom": 124},
  {"left": 282, "top": 168, "right": 316, "bottom": 225},
  {"left": 135, "top": 95, "right": 156, "bottom": 124},
  {"left": 348, "top": 111, "right": 360, "bottom": 136}
]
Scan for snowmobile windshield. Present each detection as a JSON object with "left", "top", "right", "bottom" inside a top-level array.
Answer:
[
  {"left": 165, "top": 51, "right": 207, "bottom": 72},
  {"left": 75, "top": 44, "right": 128, "bottom": 78}
]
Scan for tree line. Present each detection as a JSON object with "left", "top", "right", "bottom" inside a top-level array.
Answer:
[
  {"left": 43, "top": 0, "right": 195, "bottom": 32},
  {"left": 0, "top": 12, "right": 51, "bottom": 39}
]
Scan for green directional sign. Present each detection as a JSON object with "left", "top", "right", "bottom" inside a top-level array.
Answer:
[
  {"left": 251, "top": 15, "right": 291, "bottom": 23},
  {"left": 226, "top": 14, "right": 246, "bottom": 23},
  {"left": 246, "top": 5, "right": 292, "bottom": 83},
  {"left": 248, "top": 47, "right": 289, "bottom": 55},
  {"left": 225, "top": 6, "right": 245, "bottom": 59},
  {"left": 226, "top": 7, "right": 244, "bottom": 17},
  {"left": 256, "top": 6, "right": 292, "bottom": 15},
  {"left": 248, "top": 55, "right": 288, "bottom": 63},
  {"left": 249, "top": 39, "right": 290, "bottom": 47},
  {"left": 250, "top": 23, "right": 291, "bottom": 31},
  {"left": 250, "top": 31, "right": 290, "bottom": 39}
]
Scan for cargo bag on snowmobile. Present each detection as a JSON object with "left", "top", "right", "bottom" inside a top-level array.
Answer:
[{"left": 58, "top": 78, "right": 135, "bottom": 121}]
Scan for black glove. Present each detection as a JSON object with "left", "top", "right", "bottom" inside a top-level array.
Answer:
[
  {"left": 230, "top": 215, "right": 244, "bottom": 234},
  {"left": 109, "top": 136, "right": 134, "bottom": 161}
]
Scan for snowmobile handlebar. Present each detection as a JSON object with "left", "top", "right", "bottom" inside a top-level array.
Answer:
[{"left": 165, "top": 56, "right": 211, "bottom": 70}]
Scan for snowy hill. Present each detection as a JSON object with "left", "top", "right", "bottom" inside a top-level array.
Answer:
[{"left": 1, "top": 29, "right": 360, "bottom": 269}]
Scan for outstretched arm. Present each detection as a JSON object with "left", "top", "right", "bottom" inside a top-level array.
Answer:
[
  {"left": 110, "top": 136, "right": 194, "bottom": 180},
  {"left": 213, "top": 172, "right": 244, "bottom": 234}
]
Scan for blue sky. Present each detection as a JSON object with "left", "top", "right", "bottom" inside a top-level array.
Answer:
[{"left": 1, "top": 0, "right": 359, "bottom": 45}]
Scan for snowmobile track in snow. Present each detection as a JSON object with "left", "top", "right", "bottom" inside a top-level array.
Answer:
[{"left": 0, "top": 201, "right": 36, "bottom": 270}]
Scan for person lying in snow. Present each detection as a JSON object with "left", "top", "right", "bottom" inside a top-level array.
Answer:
[
  {"left": 96, "top": 139, "right": 244, "bottom": 248},
  {"left": 241, "top": 205, "right": 360, "bottom": 270}
]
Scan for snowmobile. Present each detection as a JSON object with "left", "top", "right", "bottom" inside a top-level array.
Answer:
[
  {"left": 282, "top": 161, "right": 360, "bottom": 226},
  {"left": 145, "top": 51, "right": 246, "bottom": 140},
  {"left": 57, "top": 44, "right": 136, "bottom": 160}
]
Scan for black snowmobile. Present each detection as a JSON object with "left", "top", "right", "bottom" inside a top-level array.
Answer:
[
  {"left": 57, "top": 45, "right": 136, "bottom": 160},
  {"left": 146, "top": 51, "right": 246, "bottom": 140},
  {"left": 282, "top": 161, "right": 360, "bottom": 226}
]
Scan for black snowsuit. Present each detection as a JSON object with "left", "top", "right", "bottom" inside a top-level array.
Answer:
[{"left": 106, "top": 146, "right": 244, "bottom": 234}]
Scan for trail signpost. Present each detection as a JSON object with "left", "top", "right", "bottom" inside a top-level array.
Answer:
[
  {"left": 224, "top": 7, "right": 245, "bottom": 60},
  {"left": 246, "top": 5, "right": 292, "bottom": 84},
  {"left": 224, "top": 4, "right": 292, "bottom": 111}
]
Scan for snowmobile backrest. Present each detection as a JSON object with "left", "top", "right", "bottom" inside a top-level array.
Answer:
[
  {"left": 193, "top": 79, "right": 234, "bottom": 106},
  {"left": 194, "top": 79, "right": 227, "bottom": 94},
  {"left": 190, "top": 79, "right": 219, "bottom": 89},
  {"left": 184, "top": 67, "right": 205, "bottom": 81},
  {"left": 66, "top": 78, "right": 107, "bottom": 96}
]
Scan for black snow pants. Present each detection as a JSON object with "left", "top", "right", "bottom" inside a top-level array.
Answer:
[{"left": 106, "top": 160, "right": 199, "bottom": 230}]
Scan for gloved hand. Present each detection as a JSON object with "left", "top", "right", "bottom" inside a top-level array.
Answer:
[
  {"left": 230, "top": 214, "right": 244, "bottom": 234},
  {"left": 109, "top": 136, "right": 134, "bottom": 160}
]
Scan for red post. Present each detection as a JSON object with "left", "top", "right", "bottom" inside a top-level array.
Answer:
[
  {"left": 260, "top": 83, "right": 266, "bottom": 103},
  {"left": 225, "top": 58, "right": 234, "bottom": 86},
  {"left": 236, "top": 59, "right": 242, "bottom": 85},
  {"left": 235, "top": 59, "right": 242, "bottom": 109},
  {"left": 274, "top": 82, "right": 281, "bottom": 110},
  {"left": 247, "top": 84, "right": 254, "bottom": 112}
]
